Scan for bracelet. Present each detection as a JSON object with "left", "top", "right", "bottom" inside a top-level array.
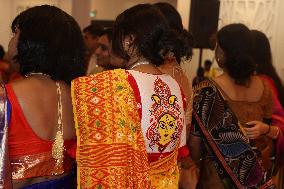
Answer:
[
  {"left": 264, "top": 124, "right": 271, "bottom": 135},
  {"left": 274, "top": 127, "right": 280, "bottom": 139}
]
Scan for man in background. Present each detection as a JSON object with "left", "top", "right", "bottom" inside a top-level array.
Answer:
[
  {"left": 95, "top": 28, "right": 126, "bottom": 69},
  {"left": 83, "top": 23, "right": 104, "bottom": 75}
]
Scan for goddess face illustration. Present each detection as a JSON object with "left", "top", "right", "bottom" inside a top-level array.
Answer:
[
  {"left": 147, "top": 77, "right": 183, "bottom": 153},
  {"left": 158, "top": 114, "right": 177, "bottom": 146}
]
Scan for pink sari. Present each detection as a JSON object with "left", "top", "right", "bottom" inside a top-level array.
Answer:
[{"left": 260, "top": 75, "right": 284, "bottom": 165}]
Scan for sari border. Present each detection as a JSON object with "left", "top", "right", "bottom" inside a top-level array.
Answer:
[
  {"left": 193, "top": 80, "right": 276, "bottom": 189},
  {"left": 193, "top": 110, "right": 243, "bottom": 188},
  {"left": 259, "top": 179, "right": 274, "bottom": 189}
]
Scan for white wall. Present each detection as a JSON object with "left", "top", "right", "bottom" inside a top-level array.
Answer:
[
  {"left": 0, "top": 0, "right": 72, "bottom": 51},
  {"left": 72, "top": 0, "right": 90, "bottom": 29},
  {"left": 58, "top": 0, "right": 72, "bottom": 14},
  {"left": 274, "top": 0, "right": 284, "bottom": 79},
  {"left": 0, "top": 0, "right": 12, "bottom": 51}
]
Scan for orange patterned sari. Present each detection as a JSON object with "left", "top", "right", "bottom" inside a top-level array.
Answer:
[{"left": 72, "top": 69, "right": 180, "bottom": 189}]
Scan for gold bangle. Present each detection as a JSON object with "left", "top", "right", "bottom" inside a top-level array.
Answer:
[
  {"left": 264, "top": 124, "right": 271, "bottom": 135},
  {"left": 274, "top": 127, "right": 280, "bottom": 139}
]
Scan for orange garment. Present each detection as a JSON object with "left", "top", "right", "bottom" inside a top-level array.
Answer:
[
  {"left": 6, "top": 84, "right": 75, "bottom": 180},
  {"left": 72, "top": 69, "right": 184, "bottom": 189}
]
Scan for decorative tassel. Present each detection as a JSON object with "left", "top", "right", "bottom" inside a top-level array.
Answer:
[{"left": 52, "top": 130, "right": 65, "bottom": 174}]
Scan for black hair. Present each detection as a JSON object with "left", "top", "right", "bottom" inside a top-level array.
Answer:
[
  {"left": 99, "top": 28, "right": 113, "bottom": 42},
  {"left": 154, "top": 2, "right": 193, "bottom": 64},
  {"left": 83, "top": 23, "right": 104, "bottom": 38},
  {"left": 217, "top": 23, "right": 255, "bottom": 85},
  {"left": 11, "top": 5, "right": 85, "bottom": 84},
  {"left": 112, "top": 4, "right": 192, "bottom": 66},
  {"left": 154, "top": 2, "right": 182, "bottom": 31},
  {"left": 0, "top": 45, "right": 4, "bottom": 59},
  {"left": 251, "top": 30, "right": 284, "bottom": 107}
]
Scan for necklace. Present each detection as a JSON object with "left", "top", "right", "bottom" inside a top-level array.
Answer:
[
  {"left": 128, "top": 61, "right": 151, "bottom": 70},
  {"left": 25, "top": 72, "right": 51, "bottom": 78}
]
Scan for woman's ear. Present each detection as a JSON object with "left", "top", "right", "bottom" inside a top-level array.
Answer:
[
  {"left": 215, "top": 45, "right": 226, "bottom": 68},
  {"left": 123, "top": 35, "right": 135, "bottom": 51},
  {"left": 123, "top": 34, "right": 138, "bottom": 59}
]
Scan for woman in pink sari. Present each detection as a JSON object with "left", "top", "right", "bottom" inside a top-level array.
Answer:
[{"left": 251, "top": 30, "right": 284, "bottom": 188}]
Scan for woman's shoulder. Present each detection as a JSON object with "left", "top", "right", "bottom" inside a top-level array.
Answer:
[
  {"left": 258, "top": 75, "right": 278, "bottom": 94},
  {"left": 257, "top": 76, "right": 273, "bottom": 100}
]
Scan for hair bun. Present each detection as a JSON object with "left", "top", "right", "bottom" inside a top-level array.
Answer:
[{"left": 155, "top": 29, "right": 193, "bottom": 64}]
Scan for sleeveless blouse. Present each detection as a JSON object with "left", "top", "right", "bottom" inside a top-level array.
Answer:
[{"left": 6, "top": 84, "right": 75, "bottom": 180}]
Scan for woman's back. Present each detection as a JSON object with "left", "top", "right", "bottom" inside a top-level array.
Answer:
[
  {"left": 213, "top": 74, "right": 273, "bottom": 173},
  {"left": 213, "top": 75, "right": 272, "bottom": 123},
  {"left": 127, "top": 70, "right": 188, "bottom": 158},
  {"left": 7, "top": 76, "right": 76, "bottom": 188},
  {"left": 214, "top": 75, "right": 264, "bottom": 102},
  {"left": 3, "top": 4, "right": 85, "bottom": 188},
  {"left": 9, "top": 76, "right": 75, "bottom": 141}
]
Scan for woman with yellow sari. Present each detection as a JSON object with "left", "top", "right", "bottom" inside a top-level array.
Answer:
[{"left": 71, "top": 4, "right": 194, "bottom": 189}]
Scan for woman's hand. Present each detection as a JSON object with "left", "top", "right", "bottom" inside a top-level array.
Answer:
[
  {"left": 179, "top": 157, "right": 199, "bottom": 189},
  {"left": 244, "top": 120, "right": 269, "bottom": 139}
]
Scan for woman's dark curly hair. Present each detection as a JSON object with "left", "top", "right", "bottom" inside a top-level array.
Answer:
[
  {"left": 251, "top": 30, "right": 284, "bottom": 107},
  {"left": 217, "top": 23, "right": 256, "bottom": 86},
  {"left": 112, "top": 4, "right": 192, "bottom": 67},
  {"left": 154, "top": 2, "right": 193, "bottom": 64},
  {"left": 11, "top": 5, "right": 85, "bottom": 84}
]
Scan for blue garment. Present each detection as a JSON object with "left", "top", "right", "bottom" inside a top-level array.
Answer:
[{"left": 21, "top": 169, "right": 76, "bottom": 189}]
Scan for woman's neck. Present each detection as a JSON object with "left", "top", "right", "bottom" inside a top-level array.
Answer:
[
  {"left": 127, "top": 57, "right": 148, "bottom": 68},
  {"left": 215, "top": 72, "right": 253, "bottom": 88},
  {"left": 127, "top": 57, "right": 162, "bottom": 74}
]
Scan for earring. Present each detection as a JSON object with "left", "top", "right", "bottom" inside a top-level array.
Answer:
[
  {"left": 216, "top": 56, "right": 220, "bottom": 62},
  {"left": 124, "top": 41, "right": 130, "bottom": 53}
]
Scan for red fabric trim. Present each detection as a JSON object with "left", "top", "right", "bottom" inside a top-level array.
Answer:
[
  {"left": 178, "top": 145, "right": 190, "bottom": 159},
  {"left": 148, "top": 151, "right": 172, "bottom": 162},
  {"left": 67, "top": 143, "right": 77, "bottom": 159},
  {"left": 148, "top": 145, "right": 189, "bottom": 162},
  {"left": 126, "top": 71, "right": 142, "bottom": 119}
]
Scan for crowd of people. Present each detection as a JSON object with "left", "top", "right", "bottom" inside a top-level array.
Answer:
[{"left": 0, "top": 2, "right": 283, "bottom": 189}]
